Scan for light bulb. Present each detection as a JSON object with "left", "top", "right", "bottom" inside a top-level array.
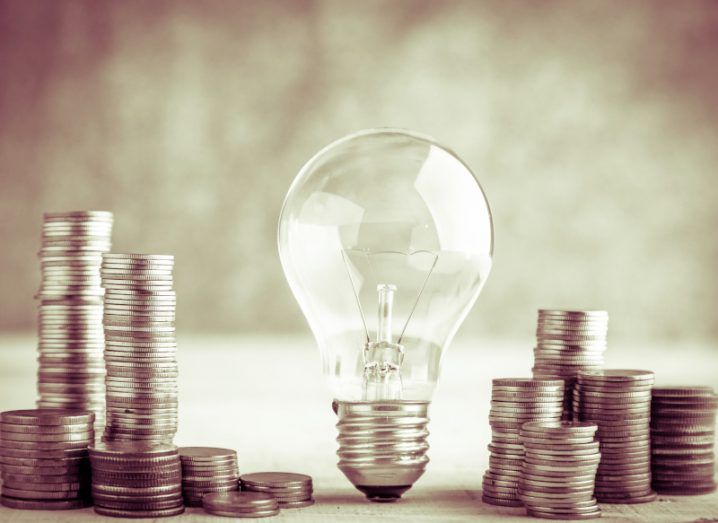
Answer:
[{"left": 278, "top": 129, "right": 493, "bottom": 501}]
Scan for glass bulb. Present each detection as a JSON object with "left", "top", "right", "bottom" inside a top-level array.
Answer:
[{"left": 278, "top": 128, "right": 493, "bottom": 500}]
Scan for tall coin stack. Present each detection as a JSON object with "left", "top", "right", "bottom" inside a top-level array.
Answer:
[
  {"left": 179, "top": 447, "right": 240, "bottom": 507},
  {"left": 533, "top": 310, "right": 608, "bottom": 420},
  {"left": 37, "top": 211, "right": 113, "bottom": 433},
  {"left": 482, "top": 378, "right": 565, "bottom": 507},
  {"left": 518, "top": 421, "right": 601, "bottom": 520},
  {"left": 101, "top": 254, "right": 178, "bottom": 444},
  {"left": 89, "top": 442, "right": 184, "bottom": 517},
  {"left": 0, "top": 409, "right": 94, "bottom": 510},
  {"left": 574, "top": 369, "right": 657, "bottom": 503},
  {"left": 650, "top": 386, "right": 717, "bottom": 495}
]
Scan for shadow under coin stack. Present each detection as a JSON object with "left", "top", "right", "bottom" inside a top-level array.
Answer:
[
  {"left": 36, "top": 211, "right": 114, "bottom": 434},
  {"left": 101, "top": 254, "right": 178, "bottom": 444},
  {"left": 518, "top": 421, "right": 601, "bottom": 520},
  {"left": 0, "top": 409, "right": 94, "bottom": 510},
  {"left": 482, "top": 378, "right": 565, "bottom": 507},
  {"left": 574, "top": 369, "right": 657, "bottom": 504},
  {"left": 240, "top": 472, "right": 315, "bottom": 508},
  {"left": 203, "top": 491, "right": 280, "bottom": 518},
  {"left": 179, "top": 447, "right": 240, "bottom": 507},
  {"left": 533, "top": 310, "right": 608, "bottom": 420},
  {"left": 650, "top": 386, "right": 718, "bottom": 495},
  {"left": 89, "top": 442, "right": 184, "bottom": 517}
]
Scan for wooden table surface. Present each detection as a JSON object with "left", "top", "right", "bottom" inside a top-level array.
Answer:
[{"left": 0, "top": 333, "right": 716, "bottom": 522}]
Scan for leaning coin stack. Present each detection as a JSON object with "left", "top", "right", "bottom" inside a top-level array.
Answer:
[
  {"left": 575, "top": 369, "right": 657, "bottom": 503},
  {"left": 240, "top": 472, "right": 314, "bottom": 508},
  {"left": 179, "top": 447, "right": 240, "bottom": 507},
  {"left": 650, "top": 386, "right": 717, "bottom": 495},
  {"left": 36, "top": 211, "right": 113, "bottom": 433},
  {"left": 482, "top": 378, "right": 565, "bottom": 507},
  {"left": 203, "top": 491, "right": 280, "bottom": 518},
  {"left": 0, "top": 409, "right": 94, "bottom": 510},
  {"left": 533, "top": 310, "right": 608, "bottom": 420},
  {"left": 101, "top": 254, "right": 178, "bottom": 444},
  {"left": 89, "top": 442, "right": 184, "bottom": 517},
  {"left": 518, "top": 421, "right": 601, "bottom": 520}
]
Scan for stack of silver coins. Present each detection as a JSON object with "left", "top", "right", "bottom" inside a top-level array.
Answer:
[
  {"left": 89, "top": 442, "right": 184, "bottom": 517},
  {"left": 0, "top": 409, "right": 94, "bottom": 510},
  {"left": 651, "top": 386, "right": 717, "bottom": 495},
  {"left": 574, "top": 369, "right": 657, "bottom": 503},
  {"left": 482, "top": 378, "right": 565, "bottom": 507},
  {"left": 179, "top": 447, "right": 240, "bottom": 507},
  {"left": 203, "top": 491, "right": 280, "bottom": 518},
  {"left": 518, "top": 421, "right": 601, "bottom": 519},
  {"left": 240, "top": 472, "right": 315, "bottom": 508},
  {"left": 101, "top": 254, "right": 178, "bottom": 444},
  {"left": 533, "top": 310, "right": 608, "bottom": 420},
  {"left": 36, "top": 211, "right": 113, "bottom": 433}
]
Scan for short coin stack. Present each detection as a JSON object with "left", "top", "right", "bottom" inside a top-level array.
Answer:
[
  {"left": 179, "top": 447, "right": 240, "bottom": 507},
  {"left": 0, "top": 409, "right": 94, "bottom": 510},
  {"left": 533, "top": 310, "right": 608, "bottom": 420},
  {"left": 36, "top": 211, "right": 113, "bottom": 433},
  {"left": 650, "top": 386, "right": 717, "bottom": 495},
  {"left": 240, "top": 472, "right": 315, "bottom": 508},
  {"left": 574, "top": 369, "right": 657, "bottom": 503},
  {"left": 101, "top": 253, "right": 178, "bottom": 444},
  {"left": 518, "top": 421, "right": 601, "bottom": 520},
  {"left": 89, "top": 442, "right": 184, "bottom": 517},
  {"left": 482, "top": 378, "right": 565, "bottom": 507},
  {"left": 203, "top": 491, "right": 280, "bottom": 518}
]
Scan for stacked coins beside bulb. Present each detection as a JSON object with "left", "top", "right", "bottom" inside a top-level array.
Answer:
[
  {"left": 36, "top": 211, "right": 113, "bottom": 434},
  {"left": 0, "top": 409, "right": 94, "bottom": 510},
  {"left": 89, "top": 442, "right": 184, "bottom": 517},
  {"left": 574, "top": 369, "right": 657, "bottom": 503},
  {"left": 101, "top": 254, "right": 178, "bottom": 444},
  {"left": 533, "top": 310, "right": 608, "bottom": 420},
  {"left": 650, "top": 386, "right": 717, "bottom": 495},
  {"left": 518, "top": 421, "right": 601, "bottom": 519},
  {"left": 483, "top": 378, "right": 565, "bottom": 507},
  {"left": 179, "top": 447, "right": 240, "bottom": 507},
  {"left": 240, "top": 472, "right": 315, "bottom": 508}
]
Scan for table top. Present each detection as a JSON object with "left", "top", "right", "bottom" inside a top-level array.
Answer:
[{"left": 0, "top": 333, "right": 716, "bottom": 522}]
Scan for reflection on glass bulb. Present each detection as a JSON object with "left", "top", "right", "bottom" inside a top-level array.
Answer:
[{"left": 278, "top": 129, "right": 493, "bottom": 501}]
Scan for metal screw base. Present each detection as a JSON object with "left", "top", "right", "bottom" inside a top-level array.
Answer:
[{"left": 333, "top": 400, "right": 430, "bottom": 502}]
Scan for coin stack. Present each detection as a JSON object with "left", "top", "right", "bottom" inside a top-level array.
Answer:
[
  {"left": 101, "top": 254, "right": 178, "bottom": 444},
  {"left": 650, "top": 386, "right": 717, "bottom": 495},
  {"left": 533, "top": 310, "right": 608, "bottom": 420},
  {"left": 89, "top": 442, "right": 184, "bottom": 517},
  {"left": 203, "top": 491, "right": 280, "bottom": 518},
  {"left": 482, "top": 378, "right": 565, "bottom": 507},
  {"left": 179, "top": 447, "right": 240, "bottom": 507},
  {"left": 0, "top": 409, "right": 94, "bottom": 510},
  {"left": 574, "top": 369, "right": 656, "bottom": 503},
  {"left": 240, "top": 472, "right": 315, "bottom": 508},
  {"left": 518, "top": 421, "right": 601, "bottom": 519},
  {"left": 36, "top": 211, "right": 113, "bottom": 433}
]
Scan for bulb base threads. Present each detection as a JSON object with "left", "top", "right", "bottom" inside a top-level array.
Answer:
[{"left": 333, "top": 399, "right": 430, "bottom": 502}]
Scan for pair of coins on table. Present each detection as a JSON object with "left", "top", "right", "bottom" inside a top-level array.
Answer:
[
  {"left": 0, "top": 409, "right": 95, "bottom": 511},
  {"left": 179, "top": 447, "right": 240, "bottom": 506},
  {"left": 202, "top": 472, "right": 314, "bottom": 518}
]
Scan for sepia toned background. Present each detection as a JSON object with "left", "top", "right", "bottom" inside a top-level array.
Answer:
[{"left": 1, "top": 0, "right": 717, "bottom": 345}]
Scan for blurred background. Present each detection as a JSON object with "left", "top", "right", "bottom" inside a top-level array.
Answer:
[{"left": 1, "top": 0, "right": 717, "bottom": 345}]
